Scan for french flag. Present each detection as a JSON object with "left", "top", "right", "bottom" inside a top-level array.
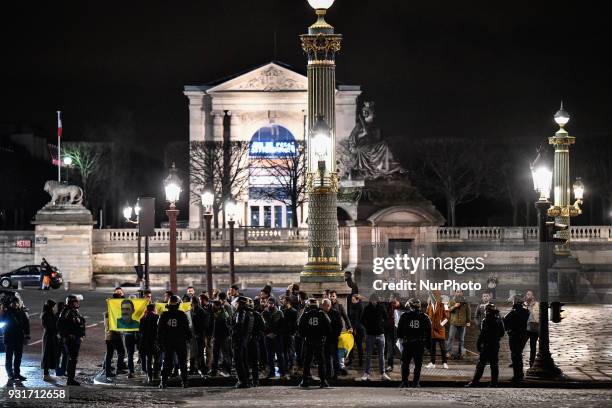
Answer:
[{"left": 57, "top": 111, "right": 62, "bottom": 138}]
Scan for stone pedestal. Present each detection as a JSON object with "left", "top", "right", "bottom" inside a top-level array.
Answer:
[
  {"left": 300, "top": 281, "right": 352, "bottom": 309},
  {"left": 32, "top": 205, "right": 94, "bottom": 285}
]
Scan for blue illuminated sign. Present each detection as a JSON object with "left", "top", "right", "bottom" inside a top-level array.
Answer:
[{"left": 249, "top": 125, "right": 297, "bottom": 158}]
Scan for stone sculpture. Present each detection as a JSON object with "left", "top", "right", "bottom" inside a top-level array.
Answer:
[
  {"left": 43, "top": 180, "right": 83, "bottom": 206},
  {"left": 347, "top": 101, "right": 405, "bottom": 180}
]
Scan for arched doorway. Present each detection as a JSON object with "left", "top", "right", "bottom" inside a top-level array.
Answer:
[{"left": 248, "top": 124, "right": 298, "bottom": 228}]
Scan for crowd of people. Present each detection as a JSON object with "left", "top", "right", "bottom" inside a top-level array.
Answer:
[
  {"left": 100, "top": 284, "right": 358, "bottom": 388},
  {"left": 96, "top": 284, "right": 541, "bottom": 388},
  {"left": 0, "top": 278, "right": 542, "bottom": 389}
]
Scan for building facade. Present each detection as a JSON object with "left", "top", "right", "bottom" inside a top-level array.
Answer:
[{"left": 184, "top": 62, "right": 361, "bottom": 229}]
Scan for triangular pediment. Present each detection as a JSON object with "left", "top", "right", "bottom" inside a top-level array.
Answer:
[{"left": 207, "top": 62, "right": 307, "bottom": 93}]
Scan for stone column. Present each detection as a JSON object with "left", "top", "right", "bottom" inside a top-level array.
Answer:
[
  {"left": 185, "top": 92, "right": 207, "bottom": 228},
  {"left": 212, "top": 111, "right": 225, "bottom": 141}
]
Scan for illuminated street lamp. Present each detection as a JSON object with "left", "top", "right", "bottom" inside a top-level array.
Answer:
[
  {"left": 122, "top": 205, "right": 133, "bottom": 222},
  {"left": 201, "top": 190, "right": 214, "bottom": 295},
  {"left": 573, "top": 178, "right": 584, "bottom": 212},
  {"left": 311, "top": 116, "right": 331, "bottom": 185},
  {"left": 123, "top": 200, "right": 145, "bottom": 289},
  {"left": 527, "top": 145, "right": 563, "bottom": 380},
  {"left": 553, "top": 102, "right": 570, "bottom": 128},
  {"left": 164, "top": 163, "right": 182, "bottom": 293},
  {"left": 63, "top": 156, "right": 73, "bottom": 166},
  {"left": 164, "top": 163, "right": 182, "bottom": 207},
  {"left": 531, "top": 164, "right": 552, "bottom": 201},
  {"left": 226, "top": 200, "right": 238, "bottom": 285},
  {"left": 307, "top": 0, "right": 335, "bottom": 10}
]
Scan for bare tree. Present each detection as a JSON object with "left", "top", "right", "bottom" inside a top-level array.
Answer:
[
  {"left": 63, "top": 142, "right": 111, "bottom": 209},
  {"left": 411, "top": 138, "right": 487, "bottom": 226},
  {"left": 190, "top": 140, "right": 250, "bottom": 227},
  {"left": 256, "top": 140, "right": 307, "bottom": 227},
  {"left": 578, "top": 134, "right": 612, "bottom": 222},
  {"left": 487, "top": 142, "right": 534, "bottom": 226}
]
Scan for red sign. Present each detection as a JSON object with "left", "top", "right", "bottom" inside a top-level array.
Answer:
[{"left": 15, "top": 240, "right": 32, "bottom": 248}]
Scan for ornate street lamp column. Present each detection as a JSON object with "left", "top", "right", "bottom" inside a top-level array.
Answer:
[
  {"left": 164, "top": 163, "right": 182, "bottom": 294},
  {"left": 548, "top": 104, "right": 582, "bottom": 254},
  {"left": 201, "top": 191, "right": 214, "bottom": 296},
  {"left": 226, "top": 200, "right": 238, "bottom": 286},
  {"left": 527, "top": 161, "right": 563, "bottom": 379},
  {"left": 300, "top": 0, "right": 344, "bottom": 285}
]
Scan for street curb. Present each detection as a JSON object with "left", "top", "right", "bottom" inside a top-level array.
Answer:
[{"left": 93, "top": 375, "right": 612, "bottom": 390}]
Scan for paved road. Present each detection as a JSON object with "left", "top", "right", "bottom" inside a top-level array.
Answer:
[
  {"left": 2, "top": 386, "right": 612, "bottom": 408},
  {"left": 2, "top": 288, "right": 612, "bottom": 388}
]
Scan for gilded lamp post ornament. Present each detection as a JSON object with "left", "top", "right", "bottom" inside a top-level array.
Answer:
[
  {"left": 300, "top": 0, "right": 344, "bottom": 282},
  {"left": 547, "top": 103, "right": 584, "bottom": 254}
]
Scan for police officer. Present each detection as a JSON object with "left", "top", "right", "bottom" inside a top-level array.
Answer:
[
  {"left": 158, "top": 295, "right": 191, "bottom": 388},
  {"left": 504, "top": 294, "right": 530, "bottom": 383},
  {"left": 0, "top": 296, "right": 30, "bottom": 382},
  {"left": 397, "top": 298, "right": 431, "bottom": 388},
  {"left": 232, "top": 296, "right": 253, "bottom": 389},
  {"left": 58, "top": 295, "right": 86, "bottom": 386},
  {"left": 297, "top": 298, "right": 331, "bottom": 388},
  {"left": 467, "top": 303, "right": 505, "bottom": 387},
  {"left": 247, "top": 297, "right": 265, "bottom": 387}
]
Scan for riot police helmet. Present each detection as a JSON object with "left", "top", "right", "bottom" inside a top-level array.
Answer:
[
  {"left": 406, "top": 298, "right": 421, "bottom": 310},
  {"left": 306, "top": 298, "right": 319, "bottom": 309},
  {"left": 65, "top": 294, "right": 79, "bottom": 308},
  {"left": 485, "top": 303, "right": 498, "bottom": 315}
]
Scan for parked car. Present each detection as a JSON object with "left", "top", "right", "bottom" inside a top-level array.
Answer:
[{"left": 0, "top": 265, "right": 63, "bottom": 289}]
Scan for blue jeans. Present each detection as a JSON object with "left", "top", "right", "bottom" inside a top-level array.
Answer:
[
  {"left": 446, "top": 325, "right": 466, "bottom": 356},
  {"left": 264, "top": 335, "right": 286, "bottom": 376},
  {"left": 364, "top": 334, "right": 385, "bottom": 375}
]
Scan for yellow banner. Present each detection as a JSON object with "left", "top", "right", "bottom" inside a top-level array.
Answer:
[
  {"left": 107, "top": 298, "right": 148, "bottom": 332},
  {"left": 155, "top": 301, "right": 192, "bottom": 315}
]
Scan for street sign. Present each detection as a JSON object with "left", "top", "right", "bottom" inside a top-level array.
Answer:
[
  {"left": 35, "top": 236, "right": 48, "bottom": 245},
  {"left": 15, "top": 240, "right": 32, "bottom": 248}
]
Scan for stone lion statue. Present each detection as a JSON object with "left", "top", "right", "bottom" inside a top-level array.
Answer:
[{"left": 44, "top": 180, "right": 83, "bottom": 206}]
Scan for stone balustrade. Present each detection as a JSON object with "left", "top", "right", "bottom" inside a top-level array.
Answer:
[
  {"left": 93, "top": 227, "right": 309, "bottom": 246},
  {"left": 93, "top": 225, "right": 612, "bottom": 247},
  {"left": 435, "top": 226, "right": 611, "bottom": 241}
]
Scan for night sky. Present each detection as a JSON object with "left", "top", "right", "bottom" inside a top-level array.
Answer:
[{"left": 1, "top": 0, "right": 611, "bottom": 223}]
